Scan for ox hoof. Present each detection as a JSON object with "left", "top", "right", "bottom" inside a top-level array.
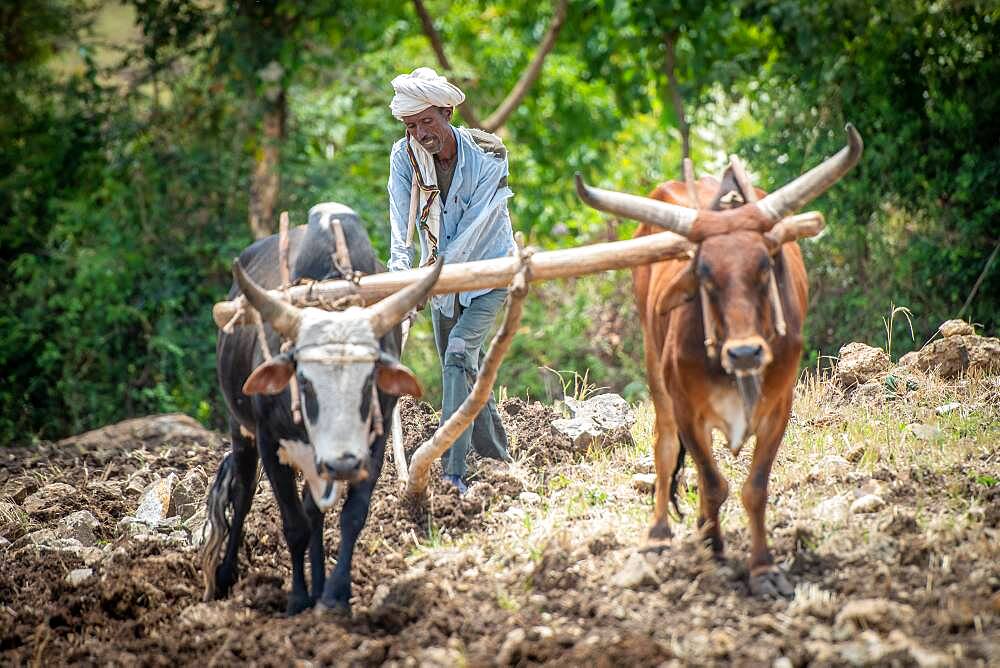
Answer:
[
  {"left": 748, "top": 569, "right": 794, "bottom": 599},
  {"left": 315, "top": 599, "right": 351, "bottom": 620},
  {"left": 285, "top": 593, "right": 316, "bottom": 616},
  {"left": 641, "top": 523, "right": 673, "bottom": 553}
]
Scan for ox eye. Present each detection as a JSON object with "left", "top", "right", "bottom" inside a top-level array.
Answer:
[
  {"left": 299, "top": 375, "right": 319, "bottom": 424},
  {"left": 359, "top": 373, "right": 373, "bottom": 422}
]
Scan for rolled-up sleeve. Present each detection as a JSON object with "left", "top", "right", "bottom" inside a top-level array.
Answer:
[{"left": 387, "top": 141, "right": 415, "bottom": 272}]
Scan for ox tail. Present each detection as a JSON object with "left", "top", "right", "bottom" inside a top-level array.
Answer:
[
  {"left": 668, "top": 435, "right": 688, "bottom": 520},
  {"left": 200, "top": 451, "right": 235, "bottom": 602}
]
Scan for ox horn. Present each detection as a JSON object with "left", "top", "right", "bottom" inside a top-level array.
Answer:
[
  {"left": 367, "top": 256, "right": 444, "bottom": 338},
  {"left": 232, "top": 258, "right": 303, "bottom": 340},
  {"left": 756, "top": 124, "right": 864, "bottom": 222},
  {"left": 575, "top": 173, "right": 698, "bottom": 237}
]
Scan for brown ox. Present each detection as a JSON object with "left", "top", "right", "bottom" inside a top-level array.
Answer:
[{"left": 577, "top": 126, "right": 863, "bottom": 596}]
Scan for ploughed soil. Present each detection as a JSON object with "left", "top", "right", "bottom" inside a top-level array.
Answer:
[{"left": 1, "top": 392, "right": 998, "bottom": 666}]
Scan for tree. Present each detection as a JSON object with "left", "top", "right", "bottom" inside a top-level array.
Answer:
[
  {"left": 741, "top": 0, "right": 1000, "bottom": 355},
  {"left": 411, "top": 0, "right": 569, "bottom": 132}
]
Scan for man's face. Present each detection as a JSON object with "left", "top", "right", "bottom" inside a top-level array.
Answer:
[{"left": 402, "top": 107, "right": 453, "bottom": 154}]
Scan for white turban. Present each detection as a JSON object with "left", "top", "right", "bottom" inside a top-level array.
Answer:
[{"left": 389, "top": 67, "right": 465, "bottom": 120}]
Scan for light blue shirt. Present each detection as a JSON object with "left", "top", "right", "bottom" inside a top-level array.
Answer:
[{"left": 387, "top": 126, "right": 515, "bottom": 317}]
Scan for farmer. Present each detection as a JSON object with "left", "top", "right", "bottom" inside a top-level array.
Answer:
[{"left": 387, "top": 67, "right": 514, "bottom": 494}]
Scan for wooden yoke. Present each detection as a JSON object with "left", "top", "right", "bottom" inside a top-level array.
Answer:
[{"left": 213, "top": 232, "right": 694, "bottom": 329}]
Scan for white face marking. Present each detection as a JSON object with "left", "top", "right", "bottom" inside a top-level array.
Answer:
[
  {"left": 708, "top": 386, "right": 750, "bottom": 455},
  {"left": 308, "top": 201, "right": 358, "bottom": 219},
  {"left": 294, "top": 307, "right": 379, "bottom": 470}
]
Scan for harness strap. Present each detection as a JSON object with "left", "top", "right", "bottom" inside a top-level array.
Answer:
[
  {"left": 404, "top": 138, "right": 440, "bottom": 263},
  {"left": 699, "top": 283, "right": 718, "bottom": 359}
]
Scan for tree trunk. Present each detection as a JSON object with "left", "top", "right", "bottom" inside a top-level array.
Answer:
[
  {"left": 248, "top": 90, "right": 286, "bottom": 240},
  {"left": 663, "top": 32, "right": 690, "bottom": 171}
]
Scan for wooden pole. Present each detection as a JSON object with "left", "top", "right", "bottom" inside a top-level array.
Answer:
[{"left": 214, "top": 232, "right": 693, "bottom": 328}]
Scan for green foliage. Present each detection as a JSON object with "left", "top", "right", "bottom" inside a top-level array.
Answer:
[
  {"left": 2, "top": 0, "right": 997, "bottom": 444},
  {"left": 739, "top": 0, "right": 1000, "bottom": 360}
]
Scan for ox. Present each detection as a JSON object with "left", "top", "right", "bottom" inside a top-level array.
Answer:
[
  {"left": 577, "top": 126, "right": 863, "bottom": 596},
  {"left": 202, "top": 202, "right": 442, "bottom": 615}
]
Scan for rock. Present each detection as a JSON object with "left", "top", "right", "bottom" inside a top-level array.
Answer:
[
  {"left": 813, "top": 494, "right": 851, "bottom": 525},
  {"left": 834, "top": 342, "right": 890, "bottom": 389},
  {"left": 906, "top": 423, "right": 942, "bottom": 441},
  {"left": 907, "top": 643, "right": 953, "bottom": 668},
  {"left": 899, "top": 351, "right": 920, "bottom": 367},
  {"left": 809, "top": 455, "right": 851, "bottom": 481},
  {"left": 504, "top": 506, "right": 525, "bottom": 520},
  {"left": 184, "top": 505, "right": 208, "bottom": 549},
  {"left": 65, "top": 568, "right": 93, "bottom": 586},
  {"left": 835, "top": 598, "right": 915, "bottom": 633},
  {"left": 58, "top": 510, "right": 100, "bottom": 547},
  {"left": 496, "top": 628, "right": 527, "bottom": 666},
  {"left": 517, "top": 491, "right": 541, "bottom": 505},
  {"left": 850, "top": 494, "right": 886, "bottom": 514},
  {"left": 611, "top": 552, "right": 658, "bottom": 589},
  {"left": 553, "top": 393, "right": 636, "bottom": 449},
  {"left": 934, "top": 402, "right": 962, "bottom": 415},
  {"left": 57, "top": 413, "right": 220, "bottom": 450},
  {"left": 179, "top": 603, "right": 228, "bottom": 629},
  {"left": 844, "top": 442, "right": 867, "bottom": 463},
  {"left": 938, "top": 319, "right": 974, "bottom": 337},
  {"left": 906, "top": 333, "right": 1000, "bottom": 379},
  {"left": 22, "top": 482, "right": 77, "bottom": 515},
  {"left": 2, "top": 478, "right": 34, "bottom": 503},
  {"left": 773, "top": 658, "right": 793, "bottom": 668},
  {"left": 80, "top": 547, "right": 104, "bottom": 565},
  {"left": 551, "top": 417, "right": 604, "bottom": 449},
  {"left": 172, "top": 471, "right": 207, "bottom": 522},
  {"left": 634, "top": 454, "right": 654, "bottom": 474},
  {"left": 118, "top": 517, "right": 152, "bottom": 538},
  {"left": 631, "top": 473, "right": 656, "bottom": 493},
  {"left": 565, "top": 393, "right": 636, "bottom": 429},
  {"left": 133, "top": 474, "right": 177, "bottom": 526},
  {"left": 836, "top": 630, "right": 910, "bottom": 666},
  {"left": 87, "top": 480, "right": 122, "bottom": 496},
  {"left": 25, "top": 528, "right": 59, "bottom": 545},
  {"left": 416, "top": 647, "right": 463, "bottom": 667}
]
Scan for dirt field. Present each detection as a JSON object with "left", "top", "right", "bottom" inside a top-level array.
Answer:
[{"left": 2, "top": 373, "right": 998, "bottom": 666}]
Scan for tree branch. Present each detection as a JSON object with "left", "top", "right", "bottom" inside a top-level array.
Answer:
[
  {"left": 411, "top": 0, "right": 569, "bottom": 132},
  {"left": 411, "top": 0, "right": 482, "bottom": 128},
  {"left": 663, "top": 31, "right": 690, "bottom": 168},
  {"left": 480, "top": 0, "right": 568, "bottom": 132}
]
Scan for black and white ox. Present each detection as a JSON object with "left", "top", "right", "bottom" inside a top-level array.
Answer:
[{"left": 203, "top": 202, "right": 441, "bottom": 615}]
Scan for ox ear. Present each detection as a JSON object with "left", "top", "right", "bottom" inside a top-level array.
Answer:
[
  {"left": 376, "top": 353, "right": 423, "bottom": 399},
  {"left": 655, "top": 264, "right": 698, "bottom": 315},
  {"left": 243, "top": 354, "right": 295, "bottom": 395}
]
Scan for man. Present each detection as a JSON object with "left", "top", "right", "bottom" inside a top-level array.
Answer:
[{"left": 387, "top": 67, "right": 514, "bottom": 494}]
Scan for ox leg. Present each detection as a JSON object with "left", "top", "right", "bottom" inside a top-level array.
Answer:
[
  {"left": 211, "top": 423, "right": 259, "bottom": 599},
  {"left": 743, "top": 395, "right": 794, "bottom": 598},
  {"left": 645, "top": 342, "right": 680, "bottom": 547},
  {"left": 682, "top": 426, "right": 730, "bottom": 557},
  {"left": 257, "top": 430, "right": 315, "bottom": 615},
  {"left": 318, "top": 430, "right": 388, "bottom": 616},
  {"left": 302, "top": 487, "right": 326, "bottom": 600}
]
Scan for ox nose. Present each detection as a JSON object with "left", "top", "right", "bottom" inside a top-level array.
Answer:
[
  {"left": 318, "top": 454, "right": 367, "bottom": 481},
  {"left": 726, "top": 343, "right": 764, "bottom": 370}
]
